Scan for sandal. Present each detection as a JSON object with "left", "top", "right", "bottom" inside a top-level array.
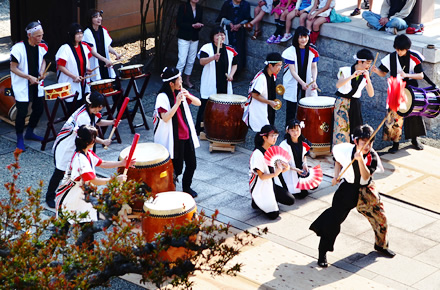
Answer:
[
  {"left": 243, "top": 22, "right": 253, "bottom": 32},
  {"left": 251, "top": 29, "right": 261, "bottom": 40}
]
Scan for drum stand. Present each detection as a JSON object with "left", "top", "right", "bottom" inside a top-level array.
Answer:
[
  {"left": 209, "top": 142, "right": 236, "bottom": 153},
  {"left": 41, "top": 92, "right": 80, "bottom": 151}
]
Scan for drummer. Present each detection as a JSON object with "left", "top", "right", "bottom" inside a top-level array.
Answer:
[
  {"left": 196, "top": 26, "right": 238, "bottom": 136},
  {"left": 333, "top": 48, "right": 375, "bottom": 146},
  {"left": 10, "top": 21, "right": 48, "bottom": 151},
  {"left": 372, "top": 34, "right": 425, "bottom": 153},
  {"left": 243, "top": 52, "right": 283, "bottom": 132},
  {"left": 153, "top": 67, "right": 201, "bottom": 198}
]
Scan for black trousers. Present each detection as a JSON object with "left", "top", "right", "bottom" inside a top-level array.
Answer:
[
  {"left": 285, "top": 100, "right": 298, "bottom": 126},
  {"left": 195, "top": 98, "right": 208, "bottom": 135},
  {"left": 15, "top": 95, "right": 44, "bottom": 134},
  {"left": 172, "top": 138, "right": 197, "bottom": 190},
  {"left": 46, "top": 168, "right": 65, "bottom": 203},
  {"left": 309, "top": 181, "right": 359, "bottom": 252}
]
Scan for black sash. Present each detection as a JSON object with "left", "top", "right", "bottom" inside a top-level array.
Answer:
[{"left": 296, "top": 47, "right": 310, "bottom": 100}]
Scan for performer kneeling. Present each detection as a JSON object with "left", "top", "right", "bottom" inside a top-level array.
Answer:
[
  {"left": 310, "top": 124, "right": 395, "bottom": 268},
  {"left": 249, "top": 125, "right": 294, "bottom": 220},
  {"left": 279, "top": 119, "right": 312, "bottom": 199},
  {"left": 153, "top": 67, "right": 201, "bottom": 198}
]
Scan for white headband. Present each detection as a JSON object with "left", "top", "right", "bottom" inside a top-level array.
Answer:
[
  {"left": 264, "top": 60, "right": 282, "bottom": 65},
  {"left": 85, "top": 93, "right": 91, "bottom": 105},
  {"left": 162, "top": 67, "right": 181, "bottom": 82},
  {"left": 353, "top": 54, "right": 367, "bottom": 62},
  {"left": 26, "top": 24, "right": 42, "bottom": 35}
]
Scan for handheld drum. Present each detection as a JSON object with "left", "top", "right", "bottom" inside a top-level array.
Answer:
[
  {"left": 89, "top": 79, "right": 116, "bottom": 94},
  {"left": 204, "top": 94, "right": 249, "bottom": 144},
  {"left": 0, "top": 75, "right": 32, "bottom": 121},
  {"left": 397, "top": 86, "right": 440, "bottom": 118},
  {"left": 142, "top": 191, "right": 197, "bottom": 261},
  {"left": 118, "top": 64, "right": 144, "bottom": 80},
  {"left": 118, "top": 143, "right": 175, "bottom": 212},
  {"left": 297, "top": 96, "right": 335, "bottom": 156},
  {"left": 44, "top": 83, "right": 72, "bottom": 100}
]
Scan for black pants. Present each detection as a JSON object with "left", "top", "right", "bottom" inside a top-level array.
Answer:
[
  {"left": 172, "top": 138, "right": 197, "bottom": 190},
  {"left": 309, "top": 181, "right": 359, "bottom": 252},
  {"left": 257, "top": 184, "right": 295, "bottom": 220},
  {"left": 15, "top": 95, "right": 44, "bottom": 134},
  {"left": 46, "top": 168, "right": 65, "bottom": 203},
  {"left": 195, "top": 98, "right": 208, "bottom": 135},
  {"left": 285, "top": 100, "right": 298, "bottom": 125}
]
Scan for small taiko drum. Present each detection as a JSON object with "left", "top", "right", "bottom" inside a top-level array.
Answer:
[
  {"left": 297, "top": 96, "right": 335, "bottom": 156},
  {"left": 397, "top": 86, "right": 440, "bottom": 118},
  {"left": 89, "top": 79, "right": 115, "bottom": 94},
  {"left": 142, "top": 191, "right": 197, "bottom": 261},
  {"left": 0, "top": 75, "right": 32, "bottom": 121},
  {"left": 118, "top": 64, "right": 143, "bottom": 80},
  {"left": 204, "top": 94, "right": 249, "bottom": 144},
  {"left": 44, "top": 83, "right": 71, "bottom": 100},
  {"left": 118, "top": 143, "right": 175, "bottom": 212}
]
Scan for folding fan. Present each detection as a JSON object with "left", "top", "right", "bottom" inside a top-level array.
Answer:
[
  {"left": 264, "top": 146, "right": 291, "bottom": 167},
  {"left": 297, "top": 165, "right": 323, "bottom": 190}
]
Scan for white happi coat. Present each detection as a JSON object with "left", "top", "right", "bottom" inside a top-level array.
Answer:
[
  {"left": 337, "top": 66, "right": 368, "bottom": 99},
  {"left": 279, "top": 139, "right": 311, "bottom": 194},
  {"left": 243, "top": 71, "right": 271, "bottom": 132},
  {"left": 198, "top": 43, "right": 235, "bottom": 99},
  {"left": 281, "top": 45, "right": 318, "bottom": 102},
  {"left": 55, "top": 43, "right": 92, "bottom": 100},
  {"left": 83, "top": 26, "right": 116, "bottom": 81},
  {"left": 153, "top": 92, "right": 200, "bottom": 159},
  {"left": 10, "top": 41, "right": 48, "bottom": 101}
]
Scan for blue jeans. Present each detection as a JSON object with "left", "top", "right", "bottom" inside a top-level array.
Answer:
[{"left": 362, "top": 11, "right": 408, "bottom": 31}]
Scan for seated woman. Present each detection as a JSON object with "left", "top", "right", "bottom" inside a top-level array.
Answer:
[
  {"left": 243, "top": 0, "right": 274, "bottom": 40},
  {"left": 299, "top": 0, "right": 335, "bottom": 44},
  {"left": 249, "top": 124, "right": 295, "bottom": 220}
]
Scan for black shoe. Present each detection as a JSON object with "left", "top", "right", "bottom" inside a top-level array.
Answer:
[
  {"left": 350, "top": 8, "right": 361, "bottom": 16},
  {"left": 412, "top": 138, "right": 424, "bottom": 150},
  {"left": 388, "top": 142, "right": 399, "bottom": 154},
  {"left": 294, "top": 190, "right": 309, "bottom": 199},
  {"left": 374, "top": 244, "right": 396, "bottom": 257},
  {"left": 318, "top": 251, "right": 328, "bottom": 267},
  {"left": 184, "top": 188, "right": 198, "bottom": 198}
]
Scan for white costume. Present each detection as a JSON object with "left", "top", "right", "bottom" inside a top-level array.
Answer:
[
  {"left": 243, "top": 70, "right": 271, "bottom": 132},
  {"left": 337, "top": 66, "right": 368, "bottom": 99},
  {"left": 380, "top": 49, "right": 424, "bottom": 77},
  {"left": 279, "top": 139, "right": 311, "bottom": 194},
  {"left": 281, "top": 45, "right": 319, "bottom": 102},
  {"left": 10, "top": 42, "right": 48, "bottom": 102},
  {"left": 53, "top": 105, "right": 100, "bottom": 171},
  {"left": 83, "top": 26, "right": 116, "bottom": 81},
  {"left": 55, "top": 42, "right": 92, "bottom": 100},
  {"left": 153, "top": 92, "right": 200, "bottom": 158},
  {"left": 55, "top": 150, "right": 101, "bottom": 223},
  {"left": 311, "top": 0, "right": 335, "bottom": 17},
  {"left": 249, "top": 149, "right": 279, "bottom": 213},
  {"left": 197, "top": 43, "right": 236, "bottom": 99}
]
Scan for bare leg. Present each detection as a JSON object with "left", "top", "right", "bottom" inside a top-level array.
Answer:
[
  {"left": 252, "top": 8, "right": 265, "bottom": 31},
  {"left": 299, "top": 12, "right": 308, "bottom": 27},
  {"left": 312, "top": 16, "right": 328, "bottom": 32},
  {"left": 280, "top": 9, "right": 290, "bottom": 21}
]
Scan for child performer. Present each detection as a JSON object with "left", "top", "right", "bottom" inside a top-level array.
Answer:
[
  {"left": 55, "top": 125, "right": 133, "bottom": 248},
  {"left": 279, "top": 119, "right": 312, "bottom": 199},
  {"left": 282, "top": 26, "right": 319, "bottom": 123},
  {"left": 249, "top": 124, "right": 294, "bottom": 220},
  {"left": 243, "top": 52, "right": 283, "bottom": 132},
  {"left": 280, "top": 0, "right": 315, "bottom": 42},
  {"left": 333, "top": 48, "right": 374, "bottom": 146},
  {"left": 153, "top": 67, "right": 201, "bottom": 198},
  {"left": 244, "top": 0, "right": 274, "bottom": 40},
  {"left": 372, "top": 34, "right": 425, "bottom": 153},
  {"left": 266, "top": 0, "right": 296, "bottom": 44},
  {"left": 310, "top": 125, "right": 395, "bottom": 268},
  {"left": 45, "top": 91, "right": 114, "bottom": 208},
  {"left": 299, "top": 0, "right": 335, "bottom": 44}
]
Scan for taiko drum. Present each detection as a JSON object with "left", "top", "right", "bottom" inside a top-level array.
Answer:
[
  {"left": 44, "top": 82, "right": 72, "bottom": 100},
  {"left": 0, "top": 75, "right": 32, "bottom": 121},
  {"left": 90, "top": 79, "right": 115, "bottom": 94},
  {"left": 118, "top": 64, "right": 143, "bottom": 80}
]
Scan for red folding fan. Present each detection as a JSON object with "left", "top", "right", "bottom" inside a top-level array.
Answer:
[
  {"left": 264, "top": 146, "right": 292, "bottom": 167},
  {"left": 297, "top": 165, "right": 323, "bottom": 190}
]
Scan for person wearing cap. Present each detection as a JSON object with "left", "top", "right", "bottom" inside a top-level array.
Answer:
[
  {"left": 310, "top": 124, "right": 395, "bottom": 268},
  {"left": 45, "top": 91, "right": 114, "bottom": 208},
  {"left": 333, "top": 48, "right": 374, "bottom": 147},
  {"left": 153, "top": 67, "right": 201, "bottom": 198},
  {"left": 243, "top": 52, "right": 283, "bottom": 132},
  {"left": 83, "top": 9, "right": 120, "bottom": 82},
  {"left": 10, "top": 21, "right": 48, "bottom": 151}
]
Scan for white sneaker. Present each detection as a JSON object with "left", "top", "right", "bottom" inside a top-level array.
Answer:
[
  {"left": 385, "top": 27, "right": 397, "bottom": 35},
  {"left": 280, "top": 33, "right": 293, "bottom": 42}
]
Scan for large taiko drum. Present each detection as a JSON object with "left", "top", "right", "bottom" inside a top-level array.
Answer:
[
  {"left": 397, "top": 86, "right": 440, "bottom": 118},
  {"left": 0, "top": 75, "right": 32, "bottom": 121},
  {"left": 118, "top": 64, "right": 143, "bottom": 80},
  {"left": 44, "top": 83, "right": 72, "bottom": 100},
  {"left": 89, "top": 79, "right": 116, "bottom": 95},
  {"left": 204, "top": 94, "right": 248, "bottom": 144},
  {"left": 297, "top": 96, "right": 335, "bottom": 156},
  {"left": 142, "top": 191, "right": 197, "bottom": 261},
  {"left": 118, "top": 143, "right": 175, "bottom": 212}
]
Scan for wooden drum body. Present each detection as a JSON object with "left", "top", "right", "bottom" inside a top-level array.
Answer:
[
  {"left": 119, "top": 64, "right": 143, "bottom": 80},
  {"left": 142, "top": 191, "right": 197, "bottom": 261},
  {"left": 204, "top": 94, "right": 248, "bottom": 144},
  {"left": 90, "top": 79, "right": 115, "bottom": 94},
  {"left": 118, "top": 143, "right": 175, "bottom": 212},
  {"left": 297, "top": 96, "right": 335, "bottom": 156},
  {"left": 0, "top": 75, "right": 32, "bottom": 121},
  {"left": 44, "top": 83, "right": 72, "bottom": 100}
]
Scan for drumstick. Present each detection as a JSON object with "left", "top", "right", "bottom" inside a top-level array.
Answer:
[
  {"left": 84, "top": 74, "right": 98, "bottom": 80},
  {"left": 306, "top": 80, "right": 321, "bottom": 92},
  {"left": 369, "top": 52, "right": 379, "bottom": 76},
  {"left": 91, "top": 66, "right": 100, "bottom": 72},
  {"left": 104, "top": 97, "right": 130, "bottom": 150},
  {"left": 38, "top": 62, "right": 51, "bottom": 81},
  {"left": 123, "top": 133, "right": 140, "bottom": 175}
]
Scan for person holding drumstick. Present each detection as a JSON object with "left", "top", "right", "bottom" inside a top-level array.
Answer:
[
  {"left": 281, "top": 26, "right": 319, "bottom": 124},
  {"left": 249, "top": 124, "right": 294, "bottom": 220},
  {"left": 83, "top": 9, "right": 120, "bottom": 82},
  {"left": 53, "top": 125, "right": 133, "bottom": 249},
  {"left": 10, "top": 21, "right": 48, "bottom": 151},
  {"left": 45, "top": 91, "right": 114, "bottom": 208},
  {"left": 196, "top": 26, "right": 238, "bottom": 136},
  {"left": 372, "top": 34, "right": 425, "bottom": 153},
  {"left": 333, "top": 48, "right": 374, "bottom": 146},
  {"left": 153, "top": 67, "right": 201, "bottom": 198},
  {"left": 243, "top": 52, "right": 283, "bottom": 132}
]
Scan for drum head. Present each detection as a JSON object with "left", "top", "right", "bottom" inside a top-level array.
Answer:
[
  {"left": 119, "top": 142, "right": 170, "bottom": 166},
  {"left": 209, "top": 94, "right": 247, "bottom": 104},
  {"left": 44, "top": 82, "right": 71, "bottom": 90},
  {"left": 90, "top": 79, "right": 114, "bottom": 86},
  {"left": 119, "top": 64, "right": 143, "bottom": 71},
  {"left": 143, "top": 191, "right": 196, "bottom": 216},
  {"left": 299, "top": 96, "right": 336, "bottom": 108},
  {"left": 397, "top": 88, "right": 414, "bottom": 117}
]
